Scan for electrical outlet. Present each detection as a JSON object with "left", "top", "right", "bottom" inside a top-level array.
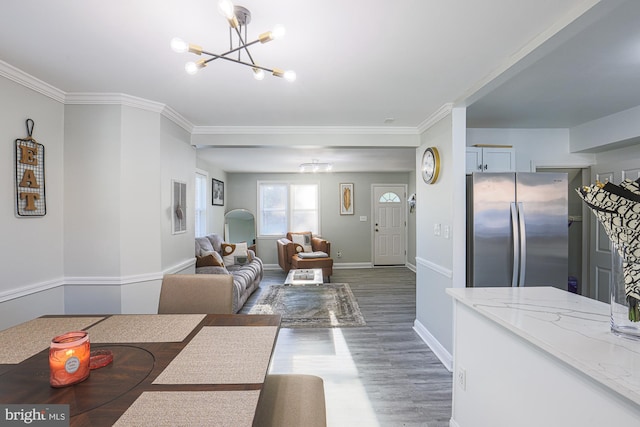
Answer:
[
  {"left": 434, "top": 223, "right": 441, "bottom": 236},
  {"left": 337, "top": 251, "right": 342, "bottom": 258},
  {"left": 457, "top": 366, "right": 467, "bottom": 391}
]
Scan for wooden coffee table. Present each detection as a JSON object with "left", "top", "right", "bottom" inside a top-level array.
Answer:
[{"left": 284, "top": 268, "right": 324, "bottom": 285}]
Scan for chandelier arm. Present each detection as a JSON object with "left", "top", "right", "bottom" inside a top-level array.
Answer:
[
  {"left": 201, "top": 53, "right": 274, "bottom": 73},
  {"left": 199, "top": 38, "right": 262, "bottom": 63},
  {"left": 233, "top": 26, "right": 257, "bottom": 66}
]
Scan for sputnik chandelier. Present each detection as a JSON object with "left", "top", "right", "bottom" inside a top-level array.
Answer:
[{"left": 171, "top": 0, "right": 296, "bottom": 81}]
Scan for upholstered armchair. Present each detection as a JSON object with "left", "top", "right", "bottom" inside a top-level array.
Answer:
[{"left": 276, "top": 232, "right": 333, "bottom": 282}]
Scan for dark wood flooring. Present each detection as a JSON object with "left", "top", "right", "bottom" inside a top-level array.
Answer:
[{"left": 240, "top": 267, "right": 452, "bottom": 427}]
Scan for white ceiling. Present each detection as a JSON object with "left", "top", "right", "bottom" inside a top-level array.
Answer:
[{"left": 2, "top": 1, "right": 637, "bottom": 172}]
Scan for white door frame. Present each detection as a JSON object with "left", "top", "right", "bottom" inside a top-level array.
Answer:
[{"left": 371, "top": 183, "right": 408, "bottom": 266}]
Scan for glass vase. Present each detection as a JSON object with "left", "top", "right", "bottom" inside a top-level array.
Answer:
[{"left": 610, "top": 243, "right": 640, "bottom": 339}]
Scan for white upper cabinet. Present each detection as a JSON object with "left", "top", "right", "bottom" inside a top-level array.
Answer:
[{"left": 466, "top": 146, "right": 515, "bottom": 174}]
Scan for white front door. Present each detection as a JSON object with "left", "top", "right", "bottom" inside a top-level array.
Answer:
[{"left": 373, "top": 185, "right": 406, "bottom": 265}]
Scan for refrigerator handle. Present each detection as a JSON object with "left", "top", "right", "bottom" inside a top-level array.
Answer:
[
  {"left": 510, "top": 202, "right": 519, "bottom": 287},
  {"left": 518, "top": 202, "right": 527, "bottom": 287}
]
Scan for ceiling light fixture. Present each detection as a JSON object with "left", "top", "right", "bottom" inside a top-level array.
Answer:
[
  {"left": 299, "top": 159, "right": 333, "bottom": 173},
  {"left": 171, "top": 0, "right": 296, "bottom": 82}
]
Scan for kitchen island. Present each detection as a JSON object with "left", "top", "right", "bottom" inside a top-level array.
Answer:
[{"left": 447, "top": 287, "right": 640, "bottom": 427}]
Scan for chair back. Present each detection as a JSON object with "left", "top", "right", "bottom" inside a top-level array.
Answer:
[{"left": 158, "top": 274, "right": 234, "bottom": 314}]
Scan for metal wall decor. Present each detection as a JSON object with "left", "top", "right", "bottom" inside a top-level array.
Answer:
[
  {"left": 172, "top": 180, "right": 187, "bottom": 234},
  {"left": 15, "top": 119, "right": 46, "bottom": 217}
]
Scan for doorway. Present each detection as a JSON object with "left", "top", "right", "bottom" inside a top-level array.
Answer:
[{"left": 372, "top": 184, "right": 406, "bottom": 265}]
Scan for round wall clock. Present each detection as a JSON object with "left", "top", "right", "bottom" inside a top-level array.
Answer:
[{"left": 421, "top": 147, "right": 441, "bottom": 184}]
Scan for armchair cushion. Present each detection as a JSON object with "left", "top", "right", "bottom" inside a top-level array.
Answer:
[
  {"left": 297, "top": 251, "right": 329, "bottom": 259},
  {"left": 291, "top": 232, "right": 313, "bottom": 252}
]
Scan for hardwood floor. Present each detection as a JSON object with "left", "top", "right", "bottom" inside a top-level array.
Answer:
[{"left": 241, "top": 267, "right": 453, "bottom": 427}]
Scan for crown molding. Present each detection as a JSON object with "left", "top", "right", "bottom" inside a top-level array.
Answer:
[
  {"left": 65, "top": 92, "right": 164, "bottom": 111},
  {"left": 65, "top": 93, "right": 194, "bottom": 133},
  {"left": 0, "top": 60, "right": 66, "bottom": 103},
  {"left": 161, "top": 105, "right": 194, "bottom": 133},
  {"left": 192, "top": 125, "right": 420, "bottom": 136},
  {"left": 1, "top": 60, "right": 448, "bottom": 137},
  {"left": 416, "top": 103, "right": 454, "bottom": 134}
]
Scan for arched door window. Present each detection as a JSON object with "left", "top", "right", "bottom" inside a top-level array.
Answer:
[{"left": 379, "top": 192, "right": 401, "bottom": 203}]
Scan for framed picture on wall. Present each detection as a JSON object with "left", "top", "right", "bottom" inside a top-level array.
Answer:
[
  {"left": 172, "top": 180, "right": 187, "bottom": 234},
  {"left": 212, "top": 179, "right": 224, "bottom": 206},
  {"left": 340, "top": 183, "right": 354, "bottom": 215}
]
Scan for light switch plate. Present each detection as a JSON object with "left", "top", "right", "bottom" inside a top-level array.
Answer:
[{"left": 359, "top": 216, "right": 367, "bottom": 221}]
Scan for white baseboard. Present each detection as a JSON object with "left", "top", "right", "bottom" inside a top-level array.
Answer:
[{"left": 413, "top": 319, "right": 453, "bottom": 372}]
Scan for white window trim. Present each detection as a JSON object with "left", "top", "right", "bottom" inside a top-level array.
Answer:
[{"left": 195, "top": 168, "right": 209, "bottom": 237}]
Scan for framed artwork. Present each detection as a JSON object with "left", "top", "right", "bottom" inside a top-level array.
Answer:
[
  {"left": 172, "top": 180, "right": 187, "bottom": 234},
  {"left": 212, "top": 179, "right": 224, "bottom": 206},
  {"left": 340, "top": 183, "right": 354, "bottom": 215}
]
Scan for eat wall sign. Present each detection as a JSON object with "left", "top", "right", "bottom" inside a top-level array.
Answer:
[{"left": 15, "top": 119, "right": 46, "bottom": 217}]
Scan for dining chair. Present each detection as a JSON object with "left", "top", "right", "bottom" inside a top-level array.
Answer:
[
  {"left": 254, "top": 374, "right": 327, "bottom": 427},
  {"left": 157, "top": 274, "right": 234, "bottom": 314}
]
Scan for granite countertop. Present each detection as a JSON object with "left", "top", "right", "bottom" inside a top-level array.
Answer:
[{"left": 446, "top": 286, "right": 640, "bottom": 406}]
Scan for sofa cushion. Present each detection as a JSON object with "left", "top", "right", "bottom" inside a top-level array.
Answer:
[
  {"left": 222, "top": 242, "right": 251, "bottom": 266},
  {"left": 196, "top": 251, "right": 225, "bottom": 268},
  {"left": 291, "top": 233, "right": 313, "bottom": 253},
  {"left": 195, "top": 236, "right": 215, "bottom": 256},
  {"left": 206, "top": 233, "right": 225, "bottom": 253}
]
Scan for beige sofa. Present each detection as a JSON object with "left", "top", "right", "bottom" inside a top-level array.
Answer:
[{"left": 195, "top": 233, "right": 263, "bottom": 313}]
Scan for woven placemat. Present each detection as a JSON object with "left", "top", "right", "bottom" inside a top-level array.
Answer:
[
  {"left": 113, "top": 390, "right": 260, "bottom": 427},
  {"left": 87, "top": 314, "right": 205, "bottom": 343},
  {"left": 153, "top": 326, "right": 278, "bottom": 385},
  {"left": 0, "top": 317, "right": 104, "bottom": 364}
]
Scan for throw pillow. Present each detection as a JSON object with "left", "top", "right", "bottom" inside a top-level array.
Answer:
[
  {"left": 222, "top": 242, "right": 251, "bottom": 266},
  {"left": 291, "top": 233, "right": 313, "bottom": 253},
  {"left": 196, "top": 251, "right": 225, "bottom": 268}
]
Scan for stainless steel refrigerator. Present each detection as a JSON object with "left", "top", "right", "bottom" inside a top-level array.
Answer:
[{"left": 466, "top": 172, "right": 568, "bottom": 289}]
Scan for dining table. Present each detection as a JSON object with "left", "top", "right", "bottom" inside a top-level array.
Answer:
[{"left": 0, "top": 313, "right": 281, "bottom": 426}]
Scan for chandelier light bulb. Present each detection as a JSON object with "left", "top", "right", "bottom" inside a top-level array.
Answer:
[
  {"left": 185, "top": 61, "right": 199, "bottom": 75},
  {"left": 170, "top": 37, "right": 189, "bottom": 53},
  {"left": 253, "top": 68, "right": 265, "bottom": 81},
  {"left": 284, "top": 70, "right": 297, "bottom": 82},
  {"left": 218, "top": 0, "right": 235, "bottom": 19},
  {"left": 271, "top": 25, "right": 286, "bottom": 40}
]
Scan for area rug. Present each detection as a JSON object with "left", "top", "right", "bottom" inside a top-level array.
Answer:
[{"left": 249, "top": 283, "right": 366, "bottom": 328}]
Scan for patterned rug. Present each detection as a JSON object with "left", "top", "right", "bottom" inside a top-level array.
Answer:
[{"left": 249, "top": 283, "right": 366, "bottom": 328}]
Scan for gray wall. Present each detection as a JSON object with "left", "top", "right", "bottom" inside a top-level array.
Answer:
[{"left": 226, "top": 171, "right": 411, "bottom": 267}]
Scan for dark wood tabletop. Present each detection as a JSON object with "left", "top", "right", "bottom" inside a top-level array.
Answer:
[{"left": 0, "top": 314, "right": 281, "bottom": 426}]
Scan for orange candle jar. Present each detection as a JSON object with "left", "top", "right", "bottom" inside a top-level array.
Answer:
[{"left": 49, "top": 331, "right": 90, "bottom": 388}]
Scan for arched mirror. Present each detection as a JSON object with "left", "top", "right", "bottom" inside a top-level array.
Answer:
[{"left": 224, "top": 209, "right": 256, "bottom": 253}]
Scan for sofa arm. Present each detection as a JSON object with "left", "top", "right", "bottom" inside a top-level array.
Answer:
[
  {"left": 311, "top": 237, "right": 330, "bottom": 256},
  {"left": 158, "top": 274, "right": 234, "bottom": 314}
]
